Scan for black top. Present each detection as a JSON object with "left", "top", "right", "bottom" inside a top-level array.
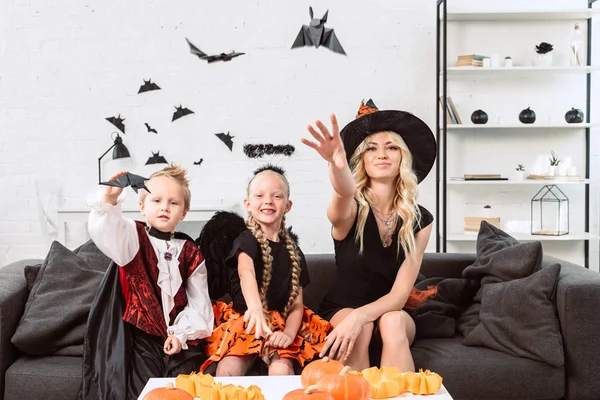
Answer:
[
  {"left": 225, "top": 230, "right": 310, "bottom": 313},
  {"left": 319, "top": 205, "right": 433, "bottom": 319}
]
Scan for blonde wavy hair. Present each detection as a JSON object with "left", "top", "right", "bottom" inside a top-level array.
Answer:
[
  {"left": 246, "top": 170, "right": 302, "bottom": 319},
  {"left": 139, "top": 165, "right": 192, "bottom": 212},
  {"left": 349, "top": 131, "right": 422, "bottom": 259}
]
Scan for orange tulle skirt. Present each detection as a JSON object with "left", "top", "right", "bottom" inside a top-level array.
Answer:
[{"left": 201, "top": 301, "right": 331, "bottom": 372}]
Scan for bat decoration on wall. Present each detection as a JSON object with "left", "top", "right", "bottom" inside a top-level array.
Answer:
[
  {"left": 106, "top": 115, "right": 125, "bottom": 134},
  {"left": 185, "top": 38, "right": 245, "bottom": 63},
  {"left": 100, "top": 172, "right": 150, "bottom": 194},
  {"left": 138, "top": 79, "right": 161, "bottom": 94},
  {"left": 243, "top": 144, "right": 296, "bottom": 158},
  {"left": 172, "top": 105, "right": 194, "bottom": 122},
  {"left": 144, "top": 123, "right": 158, "bottom": 134},
  {"left": 291, "top": 7, "right": 346, "bottom": 55},
  {"left": 193, "top": 158, "right": 204, "bottom": 166},
  {"left": 145, "top": 151, "right": 169, "bottom": 165},
  {"left": 215, "top": 132, "right": 234, "bottom": 151}
]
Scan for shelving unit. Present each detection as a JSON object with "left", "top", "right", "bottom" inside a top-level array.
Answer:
[{"left": 435, "top": 1, "right": 598, "bottom": 267}]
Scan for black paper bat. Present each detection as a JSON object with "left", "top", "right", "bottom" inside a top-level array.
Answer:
[
  {"left": 138, "top": 79, "right": 161, "bottom": 94},
  {"left": 185, "top": 38, "right": 245, "bottom": 63},
  {"left": 106, "top": 115, "right": 125, "bottom": 134},
  {"left": 144, "top": 123, "right": 158, "bottom": 134},
  {"left": 193, "top": 158, "right": 204, "bottom": 166},
  {"left": 100, "top": 172, "right": 150, "bottom": 194},
  {"left": 215, "top": 132, "right": 234, "bottom": 151},
  {"left": 291, "top": 7, "right": 346, "bottom": 55},
  {"left": 243, "top": 143, "right": 296, "bottom": 158},
  {"left": 172, "top": 105, "right": 194, "bottom": 122},
  {"left": 145, "top": 151, "right": 169, "bottom": 165}
]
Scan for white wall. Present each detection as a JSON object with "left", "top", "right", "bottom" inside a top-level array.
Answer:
[{"left": 0, "top": 0, "right": 598, "bottom": 270}]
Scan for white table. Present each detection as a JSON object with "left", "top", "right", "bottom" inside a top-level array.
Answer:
[
  {"left": 139, "top": 375, "right": 454, "bottom": 400},
  {"left": 57, "top": 205, "right": 235, "bottom": 249}
]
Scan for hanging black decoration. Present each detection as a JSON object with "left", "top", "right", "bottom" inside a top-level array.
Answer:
[
  {"left": 172, "top": 105, "right": 194, "bottom": 122},
  {"left": 144, "top": 123, "right": 158, "bottom": 134},
  {"left": 193, "top": 158, "right": 204, "bottom": 166},
  {"left": 138, "top": 79, "right": 161, "bottom": 94},
  {"left": 243, "top": 144, "right": 296, "bottom": 158},
  {"left": 145, "top": 151, "right": 168, "bottom": 165},
  {"left": 106, "top": 115, "right": 125, "bottom": 134},
  {"left": 291, "top": 7, "right": 346, "bottom": 55},
  {"left": 215, "top": 132, "right": 234, "bottom": 151},
  {"left": 185, "top": 38, "right": 245, "bottom": 63}
]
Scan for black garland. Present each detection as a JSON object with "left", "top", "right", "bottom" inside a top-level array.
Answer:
[{"left": 243, "top": 143, "right": 295, "bottom": 158}]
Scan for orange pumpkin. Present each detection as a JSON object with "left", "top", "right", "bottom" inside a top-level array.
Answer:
[
  {"left": 301, "top": 357, "right": 345, "bottom": 388},
  {"left": 317, "top": 366, "right": 371, "bottom": 400},
  {"left": 283, "top": 385, "right": 335, "bottom": 400},
  {"left": 404, "top": 369, "right": 443, "bottom": 395},
  {"left": 360, "top": 366, "right": 405, "bottom": 398},
  {"left": 175, "top": 372, "right": 214, "bottom": 397},
  {"left": 142, "top": 382, "right": 194, "bottom": 400}
]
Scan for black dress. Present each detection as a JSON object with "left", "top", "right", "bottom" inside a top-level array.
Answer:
[{"left": 319, "top": 205, "right": 433, "bottom": 321}]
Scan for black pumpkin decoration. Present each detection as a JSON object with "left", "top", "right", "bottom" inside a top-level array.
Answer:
[
  {"left": 519, "top": 107, "right": 536, "bottom": 124},
  {"left": 565, "top": 108, "right": 584, "bottom": 124},
  {"left": 471, "top": 109, "right": 488, "bottom": 124}
]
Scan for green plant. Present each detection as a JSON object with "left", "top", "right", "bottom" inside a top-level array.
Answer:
[
  {"left": 549, "top": 151, "right": 561, "bottom": 166},
  {"left": 516, "top": 164, "right": 525, "bottom": 171}
]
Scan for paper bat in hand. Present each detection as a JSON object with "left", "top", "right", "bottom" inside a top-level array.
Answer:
[
  {"left": 145, "top": 151, "right": 169, "bottom": 165},
  {"left": 106, "top": 115, "right": 126, "bottom": 133},
  {"left": 144, "top": 123, "right": 158, "bottom": 134},
  {"left": 172, "top": 105, "right": 194, "bottom": 122},
  {"left": 138, "top": 79, "right": 161, "bottom": 94},
  {"left": 185, "top": 38, "right": 245, "bottom": 63},
  {"left": 291, "top": 7, "right": 346, "bottom": 55},
  {"left": 101, "top": 172, "right": 150, "bottom": 194},
  {"left": 215, "top": 132, "right": 234, "bottom": 151}
]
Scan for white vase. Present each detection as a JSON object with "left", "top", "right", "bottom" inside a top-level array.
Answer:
[
  {"left": 532, "top": 52, "right": 553, "bottom": 67},
  {"left": 547, "top": 166, "right": 556, "bottom": 176},
  {"left": 515, "top": 171, "right": 526, "bottom": 180}
]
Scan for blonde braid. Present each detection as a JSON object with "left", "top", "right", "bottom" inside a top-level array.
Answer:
[
  {"left": 279, "top": 215, "right": 302, "bottom": 319},
  {"left": 246, "top": 214, "right": 273, "bottom": 316}
]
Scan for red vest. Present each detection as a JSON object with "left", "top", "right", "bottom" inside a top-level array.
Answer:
[{"left": 119, "top": 221, "right": 203, "bottom": 341}]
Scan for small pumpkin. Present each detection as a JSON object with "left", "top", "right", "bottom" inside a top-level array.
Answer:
[
  {"left": 317, "top": 366, "right": 371, "bottom": 400},
  {"left": 301, "top": 357, "right": 345, "bottom": 388},
  {"left": 142, "top": 382, "right": 194, "bottom": 400},
  {"left": 470, "top": 109, "right": 488, "bottom": 124},
  {"left": 283, "top": 385, "right": 335, "bottom": 400},
  {"left": 565, "top": 107, "right": 584, "bottom": 123},
  {"left": 519, "top": 107, "right": 536, "bottom": 124},
  {"left": 404, "top": 369, "right": 443, "bottom": 395},
  {"left": 175, "top": 372, "right": 214, "bottom": 397},
  {"left": 361, "top": 366, "right": 405, "bottom": 398}
]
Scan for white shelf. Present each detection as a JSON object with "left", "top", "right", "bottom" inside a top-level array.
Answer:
[
  {"left": 445, "top": 123, "right": 596, "bottom": 130},
  {"left": 448, "top": 179, "right": 591, "bottom": 185},
  {"left": 445, "top": 66, "right": 600, "bottom": 75},
  {"left": 445, "top": 9, "right": 600, "bottom": 21},
  {"left": 446, "top": 232, "right": 600, "bottom": 241}
]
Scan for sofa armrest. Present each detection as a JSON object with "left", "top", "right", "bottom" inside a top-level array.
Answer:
[
  {"left": 550, "top": 255, "right": 600, "bottom": 400},
  {"left": 0, "top": 259, "right": 38, "bottom": 400},
  {"left": 421, "top": 253, "right": 476, "bottom": 279}
]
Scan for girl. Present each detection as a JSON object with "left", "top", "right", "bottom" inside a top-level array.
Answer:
[
  {"left": 200, "top": 166, "right": 330, "bottom": 376},
  {"left": 301, "top": 100, "right": 437, "bottom": 372}
]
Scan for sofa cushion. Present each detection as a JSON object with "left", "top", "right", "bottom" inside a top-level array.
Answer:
[
  {"left": 11, "top": 241, "right": 109, "bottom": 356},
  {"left": 463, "top": 263, "right": 563, "bottom": 367},
  {"left": 4, "top": 355, "right": 81, "bottom": 400},
  {"left": 412, "top": 337, "right": 564, "bottom": 400}
]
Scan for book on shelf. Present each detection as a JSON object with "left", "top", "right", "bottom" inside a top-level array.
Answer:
[
  {"left": 439, "top": 96, "right": 462, "bottom": 124},
  {"left": 447, "top": 97, "right": 462, "bottom": 124},
  {"left": 463, "top": 174, "right": 507, "bottom": 180},
  {"left": 456, "top": 60, "right": 484, "bottom": 67},
  {"left": 464, "top": 217, "right": 501, "bottom": 232},
  {"left": 457, "top": 54, "right": 487, "bottom": 61}
]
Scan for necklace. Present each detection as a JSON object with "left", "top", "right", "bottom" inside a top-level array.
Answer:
[{"left": 371, "top": 207, "right": 397, "bottom": 247}]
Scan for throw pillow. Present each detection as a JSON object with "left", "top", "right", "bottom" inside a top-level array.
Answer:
[
  {"left": 463, "top": 263, "right": 563, "bottom": 367},
  {"left": 24, "top": 263, "right": 42, "bottom": 291},
  {"left": 457, "top": 222, "right": 543, "bottom": 336},
  {"left": 11, "top": 241, "right": 107, "bottom": 356}
]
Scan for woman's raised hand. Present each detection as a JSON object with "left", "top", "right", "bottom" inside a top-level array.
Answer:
[{"left": 302, "top": 114, "right": 347, "bottom": 170}]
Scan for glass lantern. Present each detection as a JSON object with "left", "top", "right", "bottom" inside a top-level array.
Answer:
[{"left": 531, "top": 185, "right": 569, "bottom": 236}]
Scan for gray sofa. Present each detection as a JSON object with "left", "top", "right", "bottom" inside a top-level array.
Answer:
[{"left": 1, "top": 248, "right": 600, "bottom": 400}]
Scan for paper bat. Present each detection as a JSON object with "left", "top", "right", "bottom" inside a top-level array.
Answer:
[
  {"left": 106, "top": 115, "right": 125, "bottom": 134},
  {"left": 243, "top": 144, "right": 295, "bottom": 158},
  {"left": 145, "top": 151, "right": 169, "bottom": 165},
  {"left": 172, "top": 105, "right": 194, "bottom": 122},
  {"left": 193, "top": 158, "right": 204, "bottom": 166},
  {"left": 291, "top": 7, "right": 346, "bottom": 55},
  {"left": 100, "top": 172, "right": 150, "bottom": 194},
  {"left": 215, "top": 132, "right": 234, "bottom": 151},
  {"left": 185, "top": 38, "right": 245, "bottom": 63},
  {"left": 144, "top": 123, "right": 158, "bottom": 134},
  {"left": 138, "top": 79, "right": 161, "bottom": 94}
]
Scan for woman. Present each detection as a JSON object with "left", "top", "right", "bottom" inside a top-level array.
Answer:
[{"left": 301, "top": 99, "right": 437, "bottom": 372}]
